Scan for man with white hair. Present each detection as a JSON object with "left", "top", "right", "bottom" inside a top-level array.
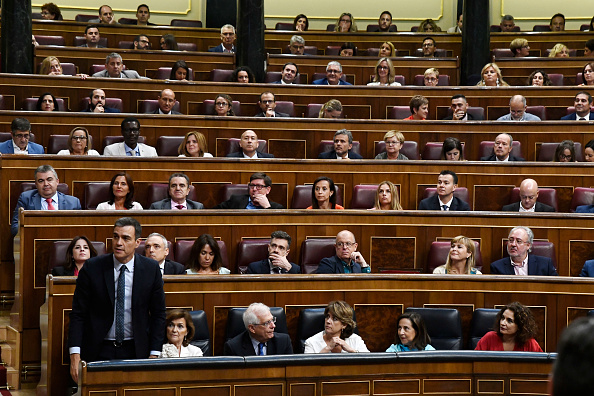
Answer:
[
  {"left": 92, "top": 52, "right": 146, "bottom": 79},
  {"left": 313, "top": 61, "right": 352, "bottom": 85},
  {"left": 144, "top": 233, "right": 185, "bottom": 275},
  {"left": 502, "top": 179, "right": 554, "bottom": 212},
  {"left": 497, "top": 95, "right": 541, "bottom": 121},
  {"left": 209, "top": 24, "right": 236, "bottom": 53},
  {"left": 289, "top": 35, "right": 305, "bottom": 55},
  {"left": 223, "top": 303, "right": 293, "bottom": 356}
]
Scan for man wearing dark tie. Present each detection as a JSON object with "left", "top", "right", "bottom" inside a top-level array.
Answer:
[
  {"left": 561, "top": 92, "right": 594, "bottom": 120},
  {"left": 246, "top": 231, "right": 301, "bottom": 274},
  {"left": 418, "top": 170, "right": 470, "bottom": 211},
  {"left": 144, "top": 232, "right": 185, "bottom": 275},
  {"left": 68, "top": 217, "right": 166, "bottom": 382},
  {"left": 148, "top": 173, "right": 204, "bottom": 210}
]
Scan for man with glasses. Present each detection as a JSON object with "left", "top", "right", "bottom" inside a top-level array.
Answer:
[
  {"left": 443, "top": 94, "right": 482, "bottom": 120},
  {"left": 209, "top": 24, "right": 236, "bottom": 53},
  {"left": 254, "top": 92, "right": 289, "bottom": 117},
  {"left": 133, "top": 34, "right": 150, "bottom": 50},
  {"left": 289, "top": 35, "right": 305, "bottom": 55},
  {"left": 82, "top": 89, "right": 121, "bottom": 113},
  {"left": 490, "top": 226, "right": 558, "bottom": 275},
  {"left": 223, "top": 303, "right": 293, "bottom": 356},
  {"left": 421, "top": 37, "right": 437, "bottom": 57},
  {"left": 246, "top": 231, "right": 301, "bottom": 274},
  {"left": 497, "top": 95, "right": 541, "bottom": 121},
  {"left": 316, "top": 230, "right": 370, "bottom": 274},
  {"left": 502, "top": 179, "right": 554, "bottom": 212},
  {"left": 0, "top": 118, "right": 44, "bottom": 154},
  {"left": 213, "top": 172, "right": 284, "bottom": 209},
  {"left": 149, "top": 173, "right": 204, "bottom": 209},
  {"left": 226, "top": 130, "right": 275, "bottom": 159},
  {"left": 313, "top": 61, "right": 352, "bottom": 85},
  {"left": 103, "top": 117, "right": 157, "bottom": 156},
  {"left": 480, "top": 133, "right": 525, "bottom": 161}
]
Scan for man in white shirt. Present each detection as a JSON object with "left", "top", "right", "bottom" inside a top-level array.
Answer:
[
  {"left": 144, "top": 233, "right": 185, "bottom": 274},
  {"left": 502, "top": 179, "right": 555, "bottom": 212},
  {"left": 148, "top": 173, "right": 204, "bottom": 209},
  {"left": 209, "top": 24, "right": 236, "bottom": 53},
  {"left": 272, "top": 63, "right": 298, "bottom": 84},
  {"left": 0, "top": 118, "right": 44, "bottom": 154},
  {"left": 103, "top": 117, "right": 157, "bottom": 157},
  {"left": 226, "top": 130, "right": 274, "bottom": 158},
  {"left": 318, "top": 129, "right": 363, "bottom": 159},
  {"left": 418, "top": 170, "right": 470, "bottom": 211},
  {"left": 152, "top": 89, "right": 181, "bottom": 115},
  {"left": 561, "top": 92, "right": 594, "bottom": 120}
]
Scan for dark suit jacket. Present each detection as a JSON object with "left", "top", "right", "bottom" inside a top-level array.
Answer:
[
  {"left": 148, "top": 198, "right": 204, "bottom": 210},
  {"left": 0, "top": 139, "right": 44, "bottom": 154},
  {"left": 246, "top": 259, "right": 301, "bottom": 274},
  {"left": 480, "top": 154, "right": 525, "bottom": 161},
  {"left": 313, "top": 78, "right": 352, "bottom": 85},
  {"left": 579, "top": 259, "right": 594, "bottom": 277},
  {"left": 442, "top": 113, "right": 482, "bottom": 121},
  {"left": 502, "top": 202, "right": 555, "bottom": 212},
  {"left": 576, "top": 205, "right": 594, "bottom": 213},
  {"left": 52, "top": 266, "right": 76, "bottom": 276},
  {"left": 254, "top": 111, "right": 290, "bottom": 117},
  {"left": 318, "top": 150, "right": 363, "bottom": 159},
  {"left": 418, "top": 195, "right": 470, "bottom": 211},
  {"left": 223, "top": 330, "right": 293, "bottom": 356},
  {"left": 81, "top": 107, "right": 121, "bottom": 113},
  {"left": 151, "top": 108, "right": 182, "bottom": 115},
  {"left": 226, "top": 151, "right": 275, "bottom": 158},
  {"left": 68, "top": 254, "right": 166, "bottom": 361},
  {"left": 12, "top": 190, "right": 82, "bottom": 235},
  {"left": 490, "top": 255, "right": 558, "bottom": 276},
  {"left": 163, "top": 259, "right": 186, "bottom": 275},
  {"left": 212, "top": 194, "right": 284, "bottom": 209},
  {"left": 208, "top": 44, "right": 235, "bottom": 52},
  {"left": 561, "top": 112, "right": 594, "bottom": 120},
  {"left": 316, "top": 255, "right": 365, "bottom": 274}
]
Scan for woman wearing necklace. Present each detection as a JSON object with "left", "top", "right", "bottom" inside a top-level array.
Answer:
[{"left": 433, "top": 236, "right": 481, "bottom": 274}]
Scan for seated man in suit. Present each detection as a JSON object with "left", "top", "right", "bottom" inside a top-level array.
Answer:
[
  {"left": 144, "top": 233, "right": 185, "bottom": 275},
  {"left": 223, "top": 303, "right": 293, "bottom": 356},
  {"left": 153, "top": 89, "right": 181, "bottom": 115},
  {"left": 316, "top": 230, "right": 371, "bottom": 274},
  {"left": 502, "top": 178, "right": 555, "bottom": 212},
  {"left": 497, "top": 95, "right": 541, "bottom": 121},
  {"left": 421, "top": 37, "right": 436, "bottom": 57},
  {"left": 289, "top": 35, "right": 305, "bottom": 55},
  {"left": 254, "top": 92, "right": 289, "bottom": 117},
  {"left": 443, "top": 94, "right": 483, "bottom": 120},
  {"left": 272, "top": 62, "right": 298, "bottom": 84},
  {"left": 92, "top": 52, "right": 146, "bottom": 79},
  {"left": 82, "top": 89, "right": 121, "bottom": 113},
  {"left": 78, "top": 25, "right": 105, "bottom": 48},
  {"left": 418, "top": 170, "right": 470, "bottom": 211},
  {"left": 579, "top": 257, "right": 594, "bottom": 277},
  {"left": 148, "top": 173, "right": 204, "bottom": 210},
  {"left": 0, "top": 117, "right": 44, "bottom": 154},
  {"left": 480, "top": 133, "right": 525, "bottom": 161},
  {"left": 318, "top": 129, "right": 363, "bottom": 159},
  {"left": 209, "top": 24, "right": 235, "bottom": 53},
  {"left": 226, "top": 130, "right": 274, "bottom": 158},
  {"left": 11, "top": 164, "right": 81, "bottom": 235},
  {"left": 246, "top": 231, "right": 301, "bottom": 274},
  {"left": 213, "top": 172, "right": 284, "bottom": 209},
  {"left": 369, "top": 11, "right": 394, "bottom": 32},
  {"left": 313, "top": 61, "right": 352, "bottom": 85},
  {"left": 490, "top": 226, "right": 558, "bottom": 276},
  {"left": 134, "top": 4, "right": 155, "bottom": 26},
  {"left": 500, "top": 15, "right": 516, "bottom": 32},
  {"left": 95, "top": 5, "right": 115, "bottom": 24},
  {"left": 103, "top": 117, "right": 157, "bottom": 157},
  {"left": 561, "top": 91, "right": 594, "bottom": 120}
]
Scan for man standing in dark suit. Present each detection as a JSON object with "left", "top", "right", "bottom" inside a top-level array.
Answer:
[
  {"left": 247, "top": 231, "right": 301, "bottom": 274},
  {"left": 418, "top": 170, "right": 470, "bottom": 211},
  {"left": 144, "top": 233, "right": 185, "bottom": 275},
  {"left": 208, "top": 24, "right": 236, "bottom": 53},
  {"left": 226, "top": 130, "right": 275, "bottom": 158},
  {"left": 213, "top": 172, "right": 284, "bottom": 209},
  {"left": 561, "top": 91, "right": 594, "bottom": 120},
  {"left": 254, "top": 92, "right": 290, "bottom": 117},
  {"left": 318, "top": 129, "right": 363, "bottom": 159},
  {"left": 480, "top": 133, "right": 525, "bottom": 161},
  {"left": 316, "top": 230, "right": 371, "bottom": 274},
  {"left": 149, "top": 173, "right": 204, "bottom": 210},
  {"left": 502, "top": 178, "right": 555, "bottom": 212},
  {"left": 69, "top": 217, "right": 166, "bottom": 382},
  {"left": 442, "top": 94, "right": 483, "bottom": 120},
  {"left": 223, "top": 303, "right": 293, "bottom": 356},
  {"left": 490, "top": 226, "right": 558, "bottom": 276},
  {"left": 271, "top": 63, "right": 298, "bottom": 85},
  {"left": 152, "top": 89, "right": 182, "bottom": 115}
]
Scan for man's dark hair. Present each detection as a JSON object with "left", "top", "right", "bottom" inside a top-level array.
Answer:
[
  {"left": 137, "top": 4, "right": 150, "bottom": 13},
  {"left": 451, "top": 94, "right": 467, "bottom": 101},
  {"left": 586, "top": 39, "right": 594, "bottom": 52},
  {"left": 168, "top": 172, "right": 190, "bottom": 186},
  {"left": 380, "top": 11, "right": 392, "bottom": 19},
  {"left": 85, "top": 24, "right": 99, "bottom": 34},
  {"left": 270, "top": 231, "right": 291, "bottom": 248},
  {"left": 250, "top": 172, "right": 272, "bottom": 187},
  {"left": 134, "top": 34, "right": 149, "bottom": 42},
  {"left": 423, "top": 37, "right": 435, "bottom": 46},
  {"left": 121, "top": 116, "right": 140, "bottom": 130},
  {"left": 89, "top": 88, "right": 102, "bottom": 100},
  {"left": 98, "top": 5, "right": 111, "bottom": 14},
  {"left": 550, "top": 13, "right": 565, "bottom": 24},
  {"left": 283, "top": 62, "right": 299, "bottom": 75},
  {"left": 11, "top": 118, "right": 31, "bottom": 133},
  {"left": 439, "top": 169, "right": 458, "bottom": 184},
  {"left": 553, "top": 316, "right": 594, "bottom": 395},
  {"left": 576, "top": 91, "right": 593, "bottom": 104},
  {"left": 259, "top": 91, "right": 275, "bottom": 102},
  {"left": 114, "top": 217, "right": 142, "bottom": 239}
]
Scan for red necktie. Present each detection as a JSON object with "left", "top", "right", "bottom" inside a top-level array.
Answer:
[
  {"left": 46, "top": 198, "right": 56, "bottom": 210},
  {"left": 176, "top": 205, "right": 184, "bottom": 210}
]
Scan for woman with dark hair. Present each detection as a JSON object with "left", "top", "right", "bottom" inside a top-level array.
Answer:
[
  {"left": 585, "top": 38, "right": 594, "bottom": 56},
  {"left": 580, "top": 62, "right": 594, "bottom": 86},
  {"left": 36, "top": 93, "right": 58, "bottom": 111},
  {"left": 318, "top": 99, "right": 342, "bottom": 118},
  {"left": 585, "top": 139, "right": 594, "bottom": 162},
  {"left": 404, "top": 95, "right": 429, "bottom": 120},
  {"left": 52, "top": 236, "right": 98, "bottom": 276},
  {"left": 475, "top": 302, "right": 542, "bottom": 351},
  {"left": 160, "top": 34, "right": 179, "bottom": 51},
  {"left": 304, "top": 300, "right": 369, "bottom": 353},
  {"left": 528, "top": 69, "right": 552, "bottom": 86},
  {"left": 307, "top": 176, "right": 344, "bottom": 209},
  {"left": 386, "top": 312, "right": 435, "bottom": 351},
  {"left": 57, "top": 127, "right": 100, "bottom": 156},
  {"left": 553, "top": 140, "right": 577, "bottom": 162},
  {"left": 440, "top": 137, "right": 464, "bottom": 160},
  {"left": 96, "top": 173, "right": 143, "bottom": 210},
  {"left": 229, "top": 66, "right": 255, "bottom": 83},
  {"left": 213, "top": 94, "right": 235, "bottom": 116},
  {"left": 369, "top": 181, "right": 402, "bottom": 210},
  {"left": 339, "top": 42, "right": 357, "bottom": 56},
  {"left": 433, "top": 235, "right": 481, "bottom": 274},
  {"left": 293, "top": 14, "right": 308, "bottom": 31},
  {"left": 159, "top": 309, "right": 203, "bottom": 357},
  {"left": 41, "top": 3, "right": 62, "bottom": 20},
  {"left": 186, "top": 234, "right": 230, "bottom": 274},
  {"left": 169, "top": 60, "right": 190, "bottom": 81},
  {"left": 178, "top": 131, "right": 212, "bottom": 157}
]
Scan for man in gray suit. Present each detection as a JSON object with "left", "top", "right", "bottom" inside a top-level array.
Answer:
[
  {"left": 149, "top": 173, "right": 204, "bottom": 210},
  {"left": 92, "top": 52, "right": 147, "bottom": 79},
  {"left": 103, "top": 117, "right": 157, "bottom": 157}
]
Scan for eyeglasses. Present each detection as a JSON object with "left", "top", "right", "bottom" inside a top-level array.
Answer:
[
  {"left": 327, "top": 69, "right": 341, "bottom": 74},
  {"left": 424, "top": 77, "right": 437, "bottom": 82},
  {"left": 254, "top": 317, "right": 276, "bottom": 327},
  {"left": 508, "top": 237, "right": 526, "bottom": 245},
  {"left": 14, "top": 133, "right": 30, "bottom": 139},
  {"left": 248, "top": 183, "right": 267, "bottom": 190},
  {"left": 261, "top": 100, "right": 275, "bottom": 104},
  {"left": 336, "top": 241, "right": 355, "bottom": 248},
  {"left": 385, "top": 140, "right": 400, "bottom": 146},
  {"left": 422, "top": 43, "right": 434, "bottom": 47},
  {"left": 340, "top": 19, "right": 351, "bottom": 23},
  {"left": 559, "top": 154, "right": 573, "bottom": 160},
  {"left": 215, "top": 102, "right": 229, "bottom": 107},
  {"left": 377, "top": 66, "right": 389, "bottom": 70},
  {"left": 72, "top": 136, "right": 88, "bottom": 141}
]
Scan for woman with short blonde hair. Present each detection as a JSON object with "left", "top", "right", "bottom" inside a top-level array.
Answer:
[{"left": 433, "top": 236, "right": 481, "bottom": 275}]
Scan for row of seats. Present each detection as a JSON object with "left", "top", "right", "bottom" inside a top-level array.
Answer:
[
  {"left": 34, "top": 14, "right": 203, "bottom": 27},
  {"left": 34, "top": 35, "right": 198, "bottom": 51}
]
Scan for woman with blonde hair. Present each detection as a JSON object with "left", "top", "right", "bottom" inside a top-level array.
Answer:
[
  {"left": 379, "top": 42, "right": 396, "bottom": 57},
  {"left": 476, "top": 63, "right": 509, "bottom": 87},
  {"left": 423, "top": 68, "right": 440, "bottom": 86},
  {"left": 40, "top": 56, "right": 62, "bottom": 75},
  {"left": 178, "top": 131, "right": 213, "bottom": 157},
  {"left": 418, "top": 19, "right": 441, "bottom": 32},
  {"left": 57, "top": 127, "right": 100, "bottom": 156},
  {"left": 549, "top": 43, "right": 569, "bottom": 58},
  {"left": 318, "top": 99, "right": 342, "bottom": 118},
  {"left": 433, "top": 236, "right": 481, "bottom": 274},
  {"left": 510, "top": 38, "right": 530, "bottom": 57},
  {"left": 370, "top": 181, "right": 402, "bottom": 210},
  {"left": 375, "top": 131, "right": 408, "bottom": 160},
  {"left": 368, "top": 58, "right": 401, "bottom": 86},
  {"left": 334, "top": 13, "right": 357, "bottom": 32}
]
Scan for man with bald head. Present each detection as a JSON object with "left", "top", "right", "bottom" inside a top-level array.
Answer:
[
  {"left": 502, "top": 179, "right": 555, "bottom": 212},
  {"left": 226, "top": 130, "right": 275, "bottom": 158},
  {"left": 480, "top": 133, "right": 525, "bottom": 161},
  {"left": 497, "top": 95, "right": 541, "bottom": 121},
  {"left": 153, "top": 89, "right": 181, "bottom": 115},
  {"left": 316, "top": 230, "right": 371, "bottom": 274}
]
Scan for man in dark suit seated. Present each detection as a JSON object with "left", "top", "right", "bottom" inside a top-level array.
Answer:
[
  {"left": 152, "top": 89, "right": 181, "bottom": 115},
  {"left": 271, "top": 62, "right": 298, "bottom": 85},
  {"left": 579, "top": 258, "right": 594, "bottom": 277},
  {"left": 490, "top": 226, "right": 558, "bottom": 276},
  {"left": 480, "top": 133, "right": 525, "bottom": 161},
  {"left": 209, "top": 24, "right": 236, "bottom": 53},
  {"left": 318, "top": 129, "right": 363, "bottom": 159},
  {"left": 254, "top": 92, "right": 290, "bottom": 117},
  {"left": 368, "top": 11, "right": 394, "bottom": 32},
  {"left": 226, "top": 130, "right": 275, "bottom": 159},
  {"left": 68, "top": 217, "right": 166, "bottom": 382},
  {"left": 11, "top": 164, "right": 81, "bottom": 235},
  {"left": 133, "top": 4, "right": 156, "bottom": 26},
  {"left": 313, "top": 61, "right": 352, "bottom": 85},
  {"left": 418, "top": 170, "right": 470, "bottom": 211},
  {"left": 316, "top": 230, "right": 371, "bottom": 274},
  {"left": 246, "top": 231, "right": 301, "bottom": 274},
  {"left": 82, "top": 89, "right": 121, "bottom": 113},
  {"left": 442, "top": 94, "right": 483, "bottom": 120},
  {"left": 213, "top": 172, "right": 284, "bottom": 209},
  {"left": 224, "top": 303, "right": 293, "bottom": 356},
  {"left": 502, "top": 178, "right": 555, "bottom": 212},
  {"left": 78, "top": 25, "right": 106, "bottom": 48},
  {"left": 561, "top": 91, "right": 594, "bottom": 120},
  {"left": 149, "top": 173, "right": 204, "bottom": 210},
  {"left": 0, "top": 117, "right": 44, "bottom": 154},
  {"left": 144, "top": 233, "right": 185, "bottom": 275}
]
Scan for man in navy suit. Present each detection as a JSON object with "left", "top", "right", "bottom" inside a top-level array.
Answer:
[
  {"left": 209, "top": 24, "right": 236, "bottom": 53},
  {"left": 502, "top": 178, "right": 555, "bottom": 212},
  {"left": 271, "top": 63, "right": 298, "bottom": 84},
  {"left": 69, "top": 217, "right": 166, "bottom": 382},
  {"left": 226, "top": 130, "right": 275, "bottom": 158},
  {"left": 313, "top": 61, "right": 352, "bottom": 85},
  {"left": 254, "top": 92, "right": 290, "bottom": 117},
  {"left": 316, "top": 230, "right": 371, "bottom": 274},
  {"left": 223, "top": 303, "right": 293, "bottom": 356},
  {"left": 480, "top": 133, "right": 525, "bottom": 161},
  {"left": 0, "top": 118, "right": 44, "bottom": 154},
  {"left": 318, "top": 129, "right": 363, "bottom": 159},
  {"left": 247, "top": 231, "right": 301, "bottom": 274},
  {"left": 213, "top": 172, "right": 284, "bottom": 209},
  {"left": 418, "top": 170, "right": 470, "bottom": 211},
  {"left": 561, "top": 91, "right": 594, "bottom": 120},
  {"left": 82, "top": 89, "right": 121, "bottom": 113},
  {"left": 148, "top": 173, "right": 204, "bottom": 210},
  {"left": 11, "top": 165, "right": 81, "bottom": 235},
  {"left": 144, "top": 233, "right": 185, "bottom": 275},
  {"left": 490, "top": 226, "right": 558, "bottom": 276}
]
